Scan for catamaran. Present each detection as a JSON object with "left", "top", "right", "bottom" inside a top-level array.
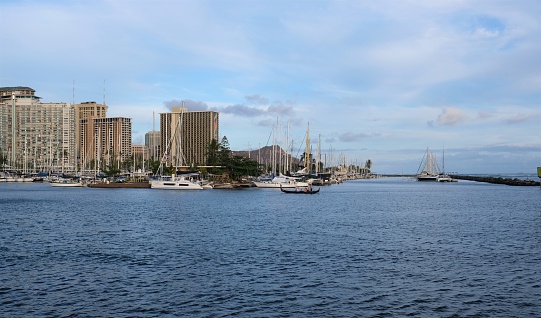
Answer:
[
  {"left": 150, "top": 173, "right": 203, "bottom": 190},
  {"left": 437, "top": 146, "right": 453, "bottom": 182}
]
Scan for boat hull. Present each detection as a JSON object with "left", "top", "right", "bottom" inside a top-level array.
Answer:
[
  {"left": 253, "top": 175, "right": 308, "bottom": 188},
  {"left": 417, "top": 175, "right": 438, "bottom": 181},
  {"left": 280, "top": 187, "right": 320, "bottom": 194},
  {"left": 2, "top": 177, "right": 33, "bottom": 182},
  {"left": 50, "top": 182, "right": 84, "bottom": 187},
  {"left": 437, "top": 176, "right": 454, "bottom": 182},
  {"left": 150, "top": 180, "right": 203, "bottom": 190},
  {"left": 89, "top": 182, "right": 151, "bottom": 188},
  {"left": 253, "top": 181, "right": 296, "bottom": 188}
]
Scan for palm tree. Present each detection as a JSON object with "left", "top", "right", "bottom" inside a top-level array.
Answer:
[{"left": 365, "top": 159, "right": 372, "bottom": 172}]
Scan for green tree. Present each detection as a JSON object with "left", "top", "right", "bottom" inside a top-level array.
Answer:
[
  {"left": 102, "top": 165, "right": 121, "bottom": 177},
  {"left": 365, "top": 159, "right": 372, "bottom": 171},
  {"left": 148, "top": 159, "right": 161, "bottom": 175},
  {"left": 122, "top": 156, "right": 133, "bottom": 172},
  {"left": 206, "top": 138, "right": 220, "bottom": 167},
  {"left": 218, "top": 136, "right": 232, "bottom": 165},
  {"left": 0, "top": 148, "right": 6, "bottom": 167},
  {"left": 204, "top": 136, "right": 262, "bottom": 181},
  {"left": 226, "top": 155, "right": 261, "bottom": 181},
  {"left": 299, "top": 152, "right": 314, "bottom": 172}
]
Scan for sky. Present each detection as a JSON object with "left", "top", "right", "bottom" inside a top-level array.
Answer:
[{"left": 1, "top": 0, "right": 540, "bottom": 174}]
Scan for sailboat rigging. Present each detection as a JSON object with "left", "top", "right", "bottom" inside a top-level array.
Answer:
[
  {"left": 416, "top": 147, "right": 440, "bottom": 181},
  {"left": 150, "top": 106, "right": 203, "bottom": 190}
]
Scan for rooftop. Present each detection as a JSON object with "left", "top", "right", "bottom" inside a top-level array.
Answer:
[{"left": 0, "top": 86, "right": 35, "bottom": 92}]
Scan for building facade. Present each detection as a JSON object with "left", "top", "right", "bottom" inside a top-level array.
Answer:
[
  {"left": 160, "top": 106, "right": 219, "bottom": 168},
  {"left": 74, "top": 101, "right": 107, "bottom": 169},
  {"left": 144, "top": 130, "right": 161, "bottom": 161},
  {"left": 74, "top": 101, "right": 108, "bottom": 123},
  {"left": 80, "top": 117, "right": 132, "bottom": 172},
  {"left": 0, "top": 87, "right": 77, "bottom": 173}
]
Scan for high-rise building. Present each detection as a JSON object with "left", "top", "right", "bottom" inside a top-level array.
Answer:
[
  {"left": 160, "top": 106, "right": 219, "bottom": 168},
  {"left": 74, "top": 101, "right": 108, "bottom": 122},
  {"left": 74, "top": 101, "right": 107, "bottom": 168},
  {"left": 80, "top": 117, "right": 132, "bottom": 172},
  {"left": 74, "top": 102, "right": 107, "bottom": 167},
  {"left": 145, "top": 130, "right": 161, "bottom": 161},
  {"left": 1, "top": 87, "right": 133, "bottom": 175},
  {"left": 0, "top": 86, "right": 77, "bottom": 173}
]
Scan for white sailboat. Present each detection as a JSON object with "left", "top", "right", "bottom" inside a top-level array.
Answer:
[
  {"left": 150, "top": 106, "right": 203, "bottom": 190},
  {"left": 252, "top": 175, "right": 308, "bottom": 188},
  {"left": 416, "top": 148, "right": 440, "bottom": 181},
  {"left": 50, "top": 178, "right": 84, "bottom": 187},
  {"left": 437, "top": 146, "right": 454, "bottom": 182},
  {"left": 253, "top": 121, "right": 309, "bottom": 189}
]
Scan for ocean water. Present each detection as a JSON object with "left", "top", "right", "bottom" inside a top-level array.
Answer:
[{"left": 1, "top": 178, "right": 540, "bottom": 317}]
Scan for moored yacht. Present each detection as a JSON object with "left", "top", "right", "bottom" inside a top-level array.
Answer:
[
  {"left": 50, "top": 178, "right": 84, "bottom": 187},
  {"left": 150, "top": 174, "right": 203, "bottom": 190},
  {"left": 416, "top": 148, "right": 440, "bottom": 181},
  {"left": 252, "top": 175, "right": 308, "bottom": 188}
]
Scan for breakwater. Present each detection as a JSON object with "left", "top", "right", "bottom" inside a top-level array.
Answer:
[{"left": 451, "top": 175, "right": 540, "bottom": 186}]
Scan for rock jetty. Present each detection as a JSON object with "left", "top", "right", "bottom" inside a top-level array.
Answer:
[{"left": 451, "top": 175, "right": 540, "bottom": 186}]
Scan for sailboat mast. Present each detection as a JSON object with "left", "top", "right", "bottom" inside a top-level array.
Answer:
[
  {"left": 286, "top": 121, "right": 290, "bottom": 174},
  {"left": 442, "top": 144, "right": 445, "bottom": 175},
  {"left": 317, "top": 134, "right": 321, "bottom": 174},
  {"left": 305, "top": 122, "right": 310, "bottom": 173},
  {"left": 272, "top": 117, "right": 277, "bottom": 175},
  {"left": 290, "top": 138, "right": 294, "bottom": 174}
]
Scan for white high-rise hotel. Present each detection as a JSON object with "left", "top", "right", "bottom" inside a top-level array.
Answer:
[
  {"left": 0, "top": 87, "right": 77, "bottom": 172},
  {"left": 0, "top": 86, "right": 130, "bottom": 173}
]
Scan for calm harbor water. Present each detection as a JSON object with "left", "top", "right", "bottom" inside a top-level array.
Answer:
[{"left": 1, "top": 178, "right": 540, "bottom": 317}]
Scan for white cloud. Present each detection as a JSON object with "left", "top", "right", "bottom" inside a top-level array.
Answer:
[{"left": 437, "top": 108, "right": 469, "bottom": 125}]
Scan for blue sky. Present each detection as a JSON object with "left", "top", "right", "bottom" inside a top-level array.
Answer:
[{"left": 1, "top": 0, "right": 540, "bottom": 174}]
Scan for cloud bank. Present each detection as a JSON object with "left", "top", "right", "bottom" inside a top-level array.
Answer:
[{"left": 1, "top": 0, "right": 540, "bottom": 173}]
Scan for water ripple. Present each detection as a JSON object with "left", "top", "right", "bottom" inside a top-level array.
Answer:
[{"left": 1, "top": 180, "right": 540, "bottom": 317}]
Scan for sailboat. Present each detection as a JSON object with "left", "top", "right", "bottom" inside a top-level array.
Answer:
[
  {"left": 416, "top": 148, "right": 440, "bottom": 181},
  {"left": 150, "top": 106, "right": 203, "bottom": 190},
  {"left": 50, "top": 178, "right": 84, "bottom": 187},
  {"left": 437, "top": 146, "right": 454, "bottom": 182},
  {"left": 252, "top": 174, "right": 307, "bottom": 188},
  {"left": 252, "top": 121, "right": 309, "bottom": 188}
]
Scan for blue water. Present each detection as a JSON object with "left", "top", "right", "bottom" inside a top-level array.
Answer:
[{"left": 1, "top": 178, "right": 540, "bottom": 317}]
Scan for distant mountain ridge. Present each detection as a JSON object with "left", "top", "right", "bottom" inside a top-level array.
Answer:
[{"left": 232, "top": 145, "right": 302, "bottom": 166}]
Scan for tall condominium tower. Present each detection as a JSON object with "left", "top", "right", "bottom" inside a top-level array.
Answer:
[
  {"left": 0, "top": 86, "right": 77, "bottom": 173},
  {"left": 74, "top": 101, "right": 107, "bottom": 168},
  {"left": 80, "top": 117, "right": 132, "bottom": 172},
  {"left": 74, "top": 101, "right": 108, "bottom": 122},
  {"left": 160, "top": 106, "right": 219, "bottom": 168},
  {"left": 145, "top": 130, "right": 161, "bottom": 161}
]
